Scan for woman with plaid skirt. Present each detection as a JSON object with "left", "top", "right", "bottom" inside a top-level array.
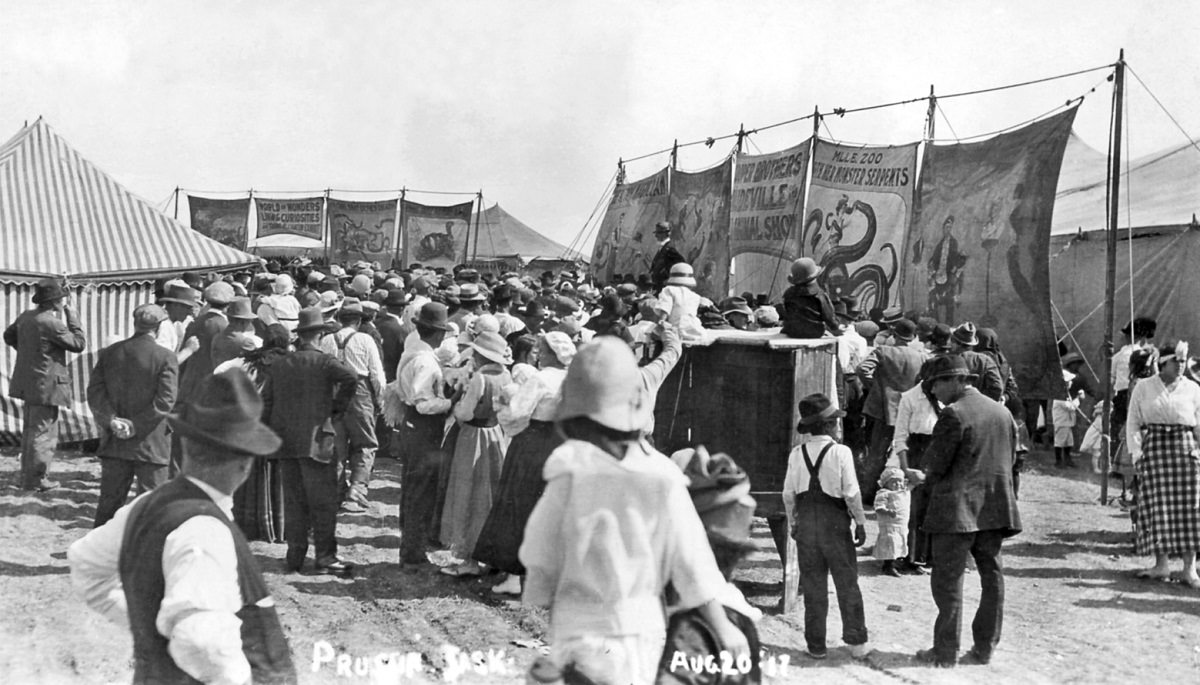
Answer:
[{"left": 1126, "top": 342, "right": 1200, "bottom": 588}]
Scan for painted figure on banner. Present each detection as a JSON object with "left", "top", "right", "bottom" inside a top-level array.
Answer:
[
  {"left": 417, "top": 221, "right": 458, "bottom": 262},
  {"left": 912, "top": 215, "right": 969, "bottom": 323},
  {"left": 803, "top": 195, "right": 900, "bottom": 314}
]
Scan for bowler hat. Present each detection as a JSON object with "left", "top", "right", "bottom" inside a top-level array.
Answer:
[
  {"left": 132, "top": 304, "right": 168, "bottom": 331},
  {"left": 797, "top": 393, "right": 846, "bottom": 427},
  {"left": 384, "top": 289, "right": 409, "bottom": 308},
  {"left": 924, "top": 354, "right": 974, "bottom": 381},
  {"left": 32, "top": 278, "right": 66, "bottom": 304},
  {"left": 159, "top": 284, "right": 201, "bottom": 307},
  {"left": 952, "top": 322, "right": 979, "bottom": 347},
  {"left": 413, "top": 302, "right": 454, "bottom": 332},
  {"left": 665, "top": 263, "right": 697, "bottom": 288},
  {"left": 930, "top": 323, "right": 953, "bottom": 350},
  {"left": 226, "top": 297, "right": 257, "bottom": 320},
  {"left": 890, "top": 318, "right": 918, "bottom": 342},
  {"left": 555, "top": 336, "right": 649, "bottom": 432},
  {"left": 470, "top": 331, "right": 513, "bottom": 365},
  {"left": 670, "top": 445, "right": 757, "bottom": 551},
  {"left": 168, "top": 368, "right": 281, "bottom": 457},
  {"left": 296, "top": 307, "right": 327, "bottom": 333},
  {"left": 789, "top": 258, "right": 822, "bottom": 284}
]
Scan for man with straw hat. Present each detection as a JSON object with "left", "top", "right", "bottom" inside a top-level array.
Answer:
[
  {"left": 87, "top": 304, "right": 178, "bottom": 527},
  {"left": 265, "top": 307, "right": 359, "bottom": 575},
  {"left": 69, "top": 369, "right": 296, "bottom": 684},
  {"left": 912, "top": 355, "right": 1021, "bottom": 668}
]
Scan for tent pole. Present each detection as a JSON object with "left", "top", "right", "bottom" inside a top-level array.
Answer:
[
  {"left": 1099, "top": 50, "right": 1125, "bottom": 506},
  {"left": 670, "top": 139, "right": 679, "bottom": 171},
  {"left": 397, "top": 188, "right": 408, "bottom": 269},
  {"left": 322, "top": 189, "right": 331, "bottom": 265},
  {"left": 470, "top": 191, "right": 482, "bottom": 264},
  {"left": 736, "top": 124, "right": 746, "bottom": 154},
  {"left": 173, "top": 187, "right": 180, "bottom": 220},
  {"left": 925, "top": 85, "right": 936, "bottom": 140}
]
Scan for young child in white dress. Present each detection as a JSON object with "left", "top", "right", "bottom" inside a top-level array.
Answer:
[
  {"left": 654, "top": 262, "right": 710, "bottom": 345},
  {"left": 873, "top": 467, "right": 910, "bottom": 577}
]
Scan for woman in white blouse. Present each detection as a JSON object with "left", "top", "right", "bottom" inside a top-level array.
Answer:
[
  {"left": 1125, "top": 342, "right": 1200, "bottom": 587},
  {"left": 891, "top": 382, "right": 941, "bottom": 574}
]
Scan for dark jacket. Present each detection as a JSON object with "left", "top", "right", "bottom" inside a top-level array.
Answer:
[
  {"left": 780, "top": 284, "right": 839, "bottom": 339},
  {"left": 262, "top": 346, "right": 357, "bottom": 461},
  {"left": 858, "top": 344, "right": 926, "bottom": 423},
  {"left": 376, "top": 313, "right": 406, "bottom": 383},
  {"left": 650, "top": 241, "right": 686, "bottom": 291},
  {"left": 922, "top": 387, "right": 1022, "bottom": 536},
  {"left": 4, "top": 307, "right": 87, "bottom": 406},
  {"left": 87, "top": 334, "right": 178, "bottom": 464},
  {"left": 175, "top": 310, "right": 228, "bottom": 407},
  {"left": 960, "top": 350, "right": 1005, "bottom": 403}
]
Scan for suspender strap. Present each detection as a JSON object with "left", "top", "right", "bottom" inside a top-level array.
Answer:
[{"left": 801, "top": 442, "right": 835, "bottom": 491}]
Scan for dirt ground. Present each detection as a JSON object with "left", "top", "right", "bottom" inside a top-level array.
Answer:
[{"left": 1, "top": 445, "right": 1198, "bottom": 684}]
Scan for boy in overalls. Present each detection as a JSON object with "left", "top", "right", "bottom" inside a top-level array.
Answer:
[{"left": 783, "top": 393, "right": 871, "bottom": 660}]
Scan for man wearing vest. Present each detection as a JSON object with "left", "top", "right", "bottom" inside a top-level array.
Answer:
[
  {"left": 319, "top": 301, "right": 386, "bottom": 513},
  {"left": 68, "top": 368, "right": 296, "bottom": 685}
]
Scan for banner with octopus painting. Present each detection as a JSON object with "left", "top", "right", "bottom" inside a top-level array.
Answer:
[
  {"left": 328, "top": 198, "right": 398, "bottom": 266},
  {"left": 802, "top": 140, "right": 918, "bottom": 314},
  {"left": 901, "top": 105, "right": 1078, "bottom": 399},
  {"left": 668, "top": 160, "right": 732, "bottom": 298},
  {"left": 589, "top": 167, "right": 669, "bottom": 286}
]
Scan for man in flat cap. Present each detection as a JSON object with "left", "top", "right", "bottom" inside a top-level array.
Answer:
[
  {"left": 4, "top": 277, "right": 86, "bottom": 491},
  {"left": 87, "top": 304, "right": 179, "bottom": 526},
  {"left": 649, "top": 221, "right": 685, "bottom": 292},
  {"left": 70, "top": 369, "right": 295, "bottom": 684}
]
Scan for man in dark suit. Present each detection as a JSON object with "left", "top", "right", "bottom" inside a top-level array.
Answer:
[
  {"left": 171, "top": 281, "right": 233, "bottom": 474},
  {"left": 914, "top": 355, "right": 1022, "bottom": 668},
  {"left": 649, "top": 221, "right": 685, "bottom": 291},
  {"left": 4, "top": 278, "right": 87, "bottom": 491},
  {"left": 376, "top": 289, "right": 408, "bottom": 384},
  {"left": 263, "top": 307, "right": 359, "bottom": 576},
  {"left": 856, "top": 318, "right": 927, "bottom": 499},
  {"left": 948, "top": 322, "right": 1005, "bottom": 402},
  {"left": 87, "top": 304, "right": 179, "bottom": 526}
]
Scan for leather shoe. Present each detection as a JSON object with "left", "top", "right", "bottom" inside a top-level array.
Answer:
[
  {"left": 914, "top": 648, "right": 955, "bottom": 668},
  {"left": 24, "top": 478, "right": 57, "bottom": 492},
  {"left": 315, "top": 559, "right": 355, "bottom": 576},
  {"left": 959, "top": 648, "right": 990, "bottom": 665},
  {"left": 285, "top": 546, "right": 307, "bottom": 573}
]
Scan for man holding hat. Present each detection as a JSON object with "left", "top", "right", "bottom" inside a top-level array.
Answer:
[
  {"left": 913, "top": 355, "right": 1021, "bottom": 668},
  {"left": 87, "top": 304, "right": 179, "bottom": 526},
  {"left": 857, "top": 318, "right": 927, "bottom": 499},
  {"left": 68, "top": 369, "right": 296, "bottom": 684},
  {"left": 264, "top": 307, "right": 359, "bottom": 575},
  {"left": 319, "top": 301, "right": 386, "bottom": 513},
  {"left": 650, "top": 221, "right": 685, "bottom": 292},
  {"left": 4, "top": 277, "right": 86, "bottom": 491}
]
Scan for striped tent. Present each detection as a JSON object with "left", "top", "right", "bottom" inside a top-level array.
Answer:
[{"left": 1, "top": 118, "right": 259, "bottom": 444}]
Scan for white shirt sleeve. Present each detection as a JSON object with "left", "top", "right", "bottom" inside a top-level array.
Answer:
[
  {"left": 782, "top": 447, "right": 800, "bottom": 527},
  {"left": 891, "top": 393, "right": 914, "bottom": 459},
  {"left": 452, "top": 372, "right": 485, "bottom": 424},
  {"left": 499, "top": 373, "right": 544, "bottom": 436},
  {"left": 67, "top": 498, "right": 140, "bottom": 629},
  {"left": 156, "top": 516, "right": 250, "bottom": 685},
  {"left": 1127, "top": 380, "right": 1146, "bottom": 462}
]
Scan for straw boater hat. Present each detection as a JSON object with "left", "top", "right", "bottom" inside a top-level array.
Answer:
[
  {"left": 665, "top": 263, "right": 697, "bottom": 288},
  {"left": 788, "top": 258, "right": 822, "bottom": 285},
  {"left": 470, "top": 331, "right": 513, "bottom": 366},
  {"left": 555, "top": 336, "right": 649, "bottom": 432},
  {"left": 458, "top": 283, "right": 487, "bottom": 303},
  {"left": 796, "top": 393, "right": 845, "bottom": 429},
  {"left": 167, "top": 368, "right": 281, "bottom": 457}
]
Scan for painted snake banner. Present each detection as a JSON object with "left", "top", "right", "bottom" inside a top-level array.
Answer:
[
  {"left": 188, "top": 195, "right": 249, "bottom": 250},
  {"left": 328, "top": 198, "right": 397, "bottom": 265},
  {"left": 901, "top": 105, "right": 1078, "bottom": 399},
  {"left": 803, "top": 140, "right": 918, "bottom": 313}
]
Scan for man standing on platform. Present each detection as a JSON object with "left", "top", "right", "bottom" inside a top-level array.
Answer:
[
  {"left": 68, "top": 369, "right": 296, "bottom": 685},
  {"left": 265, "top": 308, "right": 359, "bottom": 575},
  {"left": 649, "top": 221, "right": 685, "bottom": 292},
  {"left": 4, "top": 277, "right": 86, "bottom": 492},
  {"left": 914, "top": 355, "right": 1021, "bottom": 668},
  {"left": 87, "top": 304, "right": 178, "bottom": 527}
]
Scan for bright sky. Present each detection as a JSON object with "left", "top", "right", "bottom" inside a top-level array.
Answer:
[{"left": 2, "top": 0, "right": 1197, "bottom": 254}]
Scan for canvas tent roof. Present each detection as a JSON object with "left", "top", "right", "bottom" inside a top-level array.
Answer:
[
  {"left": 0, "top": 118, "right": 259, "bottom": 283},
  {"left": 469, "top": 203, "right": 586, "bottom": 263},
  {"left": 1052, "top": 129, "right": 1200, "bottom": 235}
]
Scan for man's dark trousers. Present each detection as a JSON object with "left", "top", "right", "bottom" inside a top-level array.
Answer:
[
  {"left": 94, "top": 457, "right": 168, "bottom": 527},
  {"left": 930, "top": 529, "right": 1006, "bottom": 662},
  {"left": 281, "top": 458, "right": 339, "bottom": 564},
  {"left": 399, "top": 406, "right": 445, "bottom": 564}
]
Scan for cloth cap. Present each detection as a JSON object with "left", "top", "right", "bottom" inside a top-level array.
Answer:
[
  {"left": 754, "top": 305, "right": 781, "bottom": 327},
  {"left": 204, "top": 281, "right": 235, "bottom": 306},
  {"left": 132, "top": 304, "right": 168, "bottom": 331},
  {"left": 167, "top": 368, "right": 281, "bottom": 456},
  {"left": 853, "top": 320, "right": 880, "bottom": 340},
  {"left": 797, "top": 393, "right": 845, "bottom": 427},
  {"left": 554, "top": 336, "right": 648, "bottom": 432},
  {"left": 669, "top": 445, "right": 757, "bottom": 550},
  {"left": 554, "top": 295, "right": 581, "bottom": 316},
  {"left": 665, "top": 263, "right": 697, "bottom": 288},
  {"left": 789, "top": 258, "right": 822, "bottom": 284}
]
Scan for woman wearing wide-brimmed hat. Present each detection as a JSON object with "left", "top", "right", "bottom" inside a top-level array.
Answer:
[
  {"left": 474, "top": 331, "right": 577, "bottom": 595},
  {"left": 1125, "top": 341, "right": 1200, "bottom": 588},
  {"left": 440, "top": 332, "right": 514, "bottom": 577}
]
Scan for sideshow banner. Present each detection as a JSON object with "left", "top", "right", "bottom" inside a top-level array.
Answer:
[
  {"left": 328, "top": 198, "right": 397, "bottom": 264},
  {"left": 401, "top": 200, "right": 474, "bottom": 267},
  {"left": 669, "top": 161, "right": 733, "bottom": 298},
  {"left": 902, "top": 106, "right": 1078, "bottom": 399},
  {"left": 188, "top": 196, "right": 249, "bottom": 250},
  {"left": 730, "top": 142, "right": 809, "bottom": 298},
  {"left": 255, "top": 197, "right": 324, "bottom": 240},
  {"left": 589, "top": 168, "right": 669, "bottom": 285},
  {"left": 803, "top": 140, "right": 917, "bottom": 313}
]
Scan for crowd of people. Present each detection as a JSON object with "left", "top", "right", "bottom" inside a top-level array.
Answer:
[{"left": 1, "top": 218, "right": 1196, "bottom": 682}]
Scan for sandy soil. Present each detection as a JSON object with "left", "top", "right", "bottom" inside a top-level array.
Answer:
[{"left": 1, "top": 445, "right": 1198, "bottom": 684}]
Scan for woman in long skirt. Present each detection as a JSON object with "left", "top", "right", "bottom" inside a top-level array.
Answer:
[
  {"left": 1126, "top": 342, "right": 1200, "bottom": 587},
  {"left": 440, "top": 332, "right": 513, "bottom": 576},
  {"left": 474, "top": 331, "right": 577, "bottom": 595}
]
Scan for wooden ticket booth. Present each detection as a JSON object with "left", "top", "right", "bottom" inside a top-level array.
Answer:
[{"left": 652, "top": 331, "right": 840, "bottom": 613}]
